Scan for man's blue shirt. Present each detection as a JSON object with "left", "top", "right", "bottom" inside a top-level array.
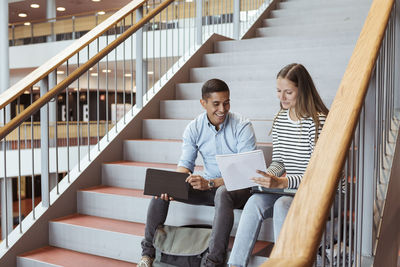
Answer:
[{"left": 178, "top": 112, "right": 257, "bottom": 179}]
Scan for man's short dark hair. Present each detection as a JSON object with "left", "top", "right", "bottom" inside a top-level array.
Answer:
[{"left": 201, "top": 79, "right": 230, "bottom": 100}]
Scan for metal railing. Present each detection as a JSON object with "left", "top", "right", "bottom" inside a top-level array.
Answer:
[
  {"left": 263, "top": 0, "right": 399, "bottom": 266},
  {"left": 0, "top": 0, "right": 272, "bottom": 250}
]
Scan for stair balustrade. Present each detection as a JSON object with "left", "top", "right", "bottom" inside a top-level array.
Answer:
[{"left": 0, "top": 0, "right": 274, "bottom": 260}]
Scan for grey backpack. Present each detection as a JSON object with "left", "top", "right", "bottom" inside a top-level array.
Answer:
[{"left": 153, "top": 225, "right": 212, "bottom": 267}]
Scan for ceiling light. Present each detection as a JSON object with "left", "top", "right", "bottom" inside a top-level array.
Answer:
[
  {"left": 24, "top": 90, "right": 30, "bottom": 94},
  {"left": 57, "top": 7, "right": 66, "bottom": 12},
  {"left": 97, "top": 11, "right": 106, "bottom": 15},
  {"left": 91, "top": 73, "right": 98, "bottom": 77},
  {"left": 147, "top": 71, "right": 154, "bottom": 75},
  {"left": 32, "top": 86, "right": 39, "bottom": 90},
  {"left": 89, "top": 67, "right": 93, "bottom": 71},
  {"left": 185, "top": 0, "right": 194, "bottom": 2},
  {"left": 74, "top": 88, "right": 78, "bottom": 91},
  {"left": 124, "top": 73, "right": 132, "bottom": 77},
  {"left": 92, "top": 0, "right": 101, "bottom": 2},
  {"left": 30, "top": 3, "right": 40, "bottom": 8},
  {"left": 102, "top": 69, "right": 111, "bottom": 73},
  {"left": 24, "top": 22, "right": 31, "bottom": 26},
  {"left": 18, "top": 13, "right": 28, "bottom": 18},
  {"left": 57, "top": 70, "right": 64, "bottom": 75}
]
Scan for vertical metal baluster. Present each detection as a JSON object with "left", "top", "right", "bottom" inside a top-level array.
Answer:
[
  {"left": 329, "top": 204, "right": 334, "bottom": 267},
  {"left": 87, "top": 46, "right": 91, "bottom": 160},
  {"left": 123, "top": 19, "right": 126, "bottom": 124},
  {"left": 106, "top": 33, "right": 109, "bottom": 139},
  {"left": 354, "top": 119, "right": 361, "bottom": 267},
  {"left": 115, "top": 25, "right": 118, "bottom": 133},
  {"left": 359, "top": 106, "right": 366, "bottom": 266},
  {"left": 145, "top": 7, "right": 149, "bottom": 99},
  {"left": 183, "top": 0, "right": 186, "bottom": 61},
  {"left": 3, "top": 111, "right": 8, "bottom": 247},
  {"left": 97, "top": 38, "right": 100, "bottom": 151},
  {"left": 160, "top": 12, "right": 162, "bottom": 86},
  {"left": 131, "top": 13, "right": 134, "bottom": 115},
  {"left": 322, "top": 231, "right": 326, "bottom": 266},
  {"left": 383, "top": 31, "right": 388, "bottom": 157},
  {"left": 189, "top": 1, "right": 191, "bottom": 53},
  {"left": 153, "top": 1, "right": 156, "bottom": 91},
  {"left": 337, "top": 174, "right": 343, "bottom": 266},
  {"left": 349, "top": 136, "right": 355, "bottom": 266},
  {"left": 166, "top": 6, "right": 169, "bottom": 79},
  {"left": 66, "top": 61, "right": 70, "bottom": 182},
  {"left": 55, "top": 90, "right": 59, "bottom": 194},
  {"left": 30, "top": 87, "right": 35, "bottom": 219},
  {"left": 77, "top": 53, "right": 81, "bottom": 172},
  {"left": 343, "top": 157, "right": 349, "bottom": 266},
  {"left": 17, "top": 98, "right": 22, "bottom": 233}
]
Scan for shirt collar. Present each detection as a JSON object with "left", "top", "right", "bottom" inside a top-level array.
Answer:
[{"left": 206, "top": 112, "right": 230, "bottom": 132}]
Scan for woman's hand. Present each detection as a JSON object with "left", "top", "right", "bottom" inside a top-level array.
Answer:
[{"left": 251, "top": 170, "right": 288, "bottom": 189}]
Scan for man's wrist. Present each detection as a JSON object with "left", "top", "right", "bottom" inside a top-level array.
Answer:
[{"left": 208, "top": 179, "right": 215, "bottom": 190}]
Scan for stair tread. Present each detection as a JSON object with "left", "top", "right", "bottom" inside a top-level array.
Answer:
[
  {"left": 125, "top": 138, "right": 273, "bottom": 146},
  {"left": 104, "top": 161, "right": 205, "bottom": 171},
  {"left": 80, "top": 185, "right": 151, "bottom": 198},
  {"left": 19, "top": 246, "right": 137, "bottom": 267},
  {"left": 51, "top": 214, "right": 145, "bottom": 236}
]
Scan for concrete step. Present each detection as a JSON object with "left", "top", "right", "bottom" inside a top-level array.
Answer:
[
  {"left": 214, "top": 33, "right": 358, "bottom": 53},
  {"left": 123, "top": 139, "right": 273, "bottom": 165},
  {"left": 269, "top": 5, "right": 369, "bottom": 19},
  {"left": 160, "top": 99, "right": 334, "bottom": 120},
  {"left": 277, "top": 0, "right": 371, "bottom": 10},
  {"left": 256, "top": 21, "right": 363, "bottom": 37},
  {"left": 49, "top": 214, "right": 144, "bottom": 263},
  {"left": 263, "top": 13, "right": 366, "bottom": 27},
  {"left": 77, "top": 186, "right": 275, "bottom": 242},
  {"left": 176, "top": 81, "right": 271, "bottom": 100},
  {"left": 176, "top": 81, "right": 337, "bottom": 101},
  {"left": 102, "top": 161, "right": 203, "bottom": 189},
  {"left": 189, "top": 65, "right": 344, "bottom": 92},
  {"left": 17, "top": 246, "right": 136, "bottom": 267},
  {"left": 143, "top": 119, "right": 274, "bottom": 143},
  {"left": 202, "top": 45, "right": 353, "bottom": 67}
]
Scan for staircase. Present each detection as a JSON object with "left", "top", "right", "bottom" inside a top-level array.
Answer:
[{"left": 16, "top": 0, "right": 372, "bottom": 266}]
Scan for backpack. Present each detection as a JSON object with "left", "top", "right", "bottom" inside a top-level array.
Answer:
[{"left": 152, "top": 225, "right": 212, "bottom": 267}]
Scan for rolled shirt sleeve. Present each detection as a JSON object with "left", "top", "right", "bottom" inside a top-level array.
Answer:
[{"left": 177, "top": 122, "right": 198, "bottom": 172}]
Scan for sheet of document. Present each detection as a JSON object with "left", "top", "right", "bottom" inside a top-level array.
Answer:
[{"left": 216, "top": 150, "right": 267, "bottom": 191}]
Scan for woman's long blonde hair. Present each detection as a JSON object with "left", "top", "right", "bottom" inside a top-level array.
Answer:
[{"left": 274, "top": 63, "right": 329, "bottom": 143}]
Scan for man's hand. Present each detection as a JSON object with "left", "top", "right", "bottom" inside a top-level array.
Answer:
[
  {"left": 251, "top": 170, "right": 288, "bottom": 189},
  {"left": 155, "top": 193, "right": 174, "bottom": 201},
  {"left": 186, "top": 174, "right": 210, "bottom": 190}
]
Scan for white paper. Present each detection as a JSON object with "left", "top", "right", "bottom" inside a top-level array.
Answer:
[{"left": 216, "top": 150, "right": 267, "bottom": 191}]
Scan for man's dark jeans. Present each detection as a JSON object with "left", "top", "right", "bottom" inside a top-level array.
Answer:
[{"left": 141, "top": 185, "right": 251, "bottom": 267}]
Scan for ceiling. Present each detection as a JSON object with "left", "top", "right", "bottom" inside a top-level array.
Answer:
[{"left": 9, "top": 0, "right": 132, "bottom": 24}]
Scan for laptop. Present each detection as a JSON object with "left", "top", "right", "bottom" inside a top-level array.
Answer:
[{"left": 144, "top": 168, "right": 190, "bottom": 200}]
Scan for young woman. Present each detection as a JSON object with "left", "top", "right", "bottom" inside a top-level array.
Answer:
[{"left": 228, "top": 63, "right": 329, "bottom": 267}]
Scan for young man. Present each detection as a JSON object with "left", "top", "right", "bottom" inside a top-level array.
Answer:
[{"left": 139, "top": 79, "right": 257, "bottom": 267}]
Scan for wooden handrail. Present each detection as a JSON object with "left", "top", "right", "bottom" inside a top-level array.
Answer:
[
  {"left": 0, "top": 0, "right": 145, "bottom": 111},
  {"left": 261, "top": 0, "right": 394, "bottom": 266},
  {"left": 0, "top": 0, "right": 174, "bottom": 141}
]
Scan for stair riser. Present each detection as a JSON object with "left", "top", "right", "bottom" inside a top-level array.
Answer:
[
  {"left": 278, "top": 0, "right": 370, "bottom": 10},
  {"left": 263, "top": 15, "right": 365, "bottom": 27},
  {"left": 143, "top": 119, "right": 274, "bottom": 143},
  {"left": 49, "top": 222, "right": 141, "bottom": 263},
  {"left": 256, "top": 23, "right": 362, "bottom": 37},
  {"left": 214, "top": 35, "right": 358, "bottom": 53},
  {"left": 77, "top": 191, "right": 275, "bottom": 242},
  {"left": 202, "top": 47, "right": 352, "bottom": 67},
  {"left": 102, "top": 163, "right": 176, "bottom": 189},
  {"left": 176, "top": 82, "right": 337, "bottom": 101},
  {"left": 17, "top": 258, "right": 57, "bottom": 267},
  {"left": 123, "top": 139, "right": 273, "bottom": 165},
  {"left": 269, "top": 6, "right": 369, "bottom": 19}
]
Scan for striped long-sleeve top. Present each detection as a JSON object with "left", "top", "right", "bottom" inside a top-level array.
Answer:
[{"left": 266, "top": 109, "right": 326, "bottom": 189}]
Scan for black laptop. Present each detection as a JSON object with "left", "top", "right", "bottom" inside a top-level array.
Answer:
[{"left": 144, "top": 168, "right": 190, "bottom": 200}]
